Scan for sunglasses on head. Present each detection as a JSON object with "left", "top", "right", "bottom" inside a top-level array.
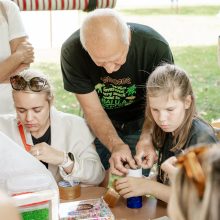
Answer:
[{"left": 10, "top": 75, "right": 49, "bottom": 92}]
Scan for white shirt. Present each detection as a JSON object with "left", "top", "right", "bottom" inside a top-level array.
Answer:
[
  {"left": 0, "top": 0, "right": 26, "bottom": 60},
  {"left": 0, "top": 0, "right": 27, "bottom": 114},
  {"left": 0, "top": 107, "right": 105, "bottom": 185}
]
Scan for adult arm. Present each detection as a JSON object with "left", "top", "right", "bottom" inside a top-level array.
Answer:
[
  {"left": 10, "top": 36, "right": 34, "bottom": 70},
  {"left": 30, "top": 141, "right": 105, "bottom": 185},
  {"left": 59, "top": 143, "right": 105, "bottom": 185},
  {"left": 135, "top": 118, "right": 158, "bottom": 169},
  {"left": 76, "top": 91, "right": 137, "bottom": 175},
  {"left": 0, "top": 0, "right": 34, "bottom": 82},
  {"left": 135, "top": 41, "right": 174, "bottom": 168},
  {"left": 0, "top": 37, "right": 34, "bottom": 82}
]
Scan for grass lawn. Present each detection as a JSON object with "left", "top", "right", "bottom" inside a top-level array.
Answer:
[
  {"left": 173, "top": 45, "right": 220, "bottom": 122},
  {"left": 120, "top": 5, "right": 220, "bottom": 16},
  {"left": 32, "top": 45, "right": 220, "bottom": 122}
]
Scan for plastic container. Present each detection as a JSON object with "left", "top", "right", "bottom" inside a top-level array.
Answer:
[
  {"left": 13, "top": 189, "right": 59, "bottom": 220},
  {"left": 126, "top": 167, "right": 143, "bottom": 209},
  {"left": 19, "top": 201, "right": 49, "bottom": 220},
  {"left": 6, "top": 174, "right": 54, "bottom": 195}
]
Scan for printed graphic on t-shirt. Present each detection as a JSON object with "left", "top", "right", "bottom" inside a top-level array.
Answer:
[{"left": 95, "top": 76, "right": 136, "bottom": 109}]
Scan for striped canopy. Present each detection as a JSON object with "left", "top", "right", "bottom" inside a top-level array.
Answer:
[{"left": 12, "top": 0, "right": 117, "bottom": 11}]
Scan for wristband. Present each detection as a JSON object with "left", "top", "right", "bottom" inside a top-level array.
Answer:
[{"left": 59, "top": 152, "right": 74, "bottom": 169}]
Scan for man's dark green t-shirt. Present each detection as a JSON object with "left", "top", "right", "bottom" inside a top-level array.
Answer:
[{"left": 61, "top": 23, "right": 174, "bottom": 122}]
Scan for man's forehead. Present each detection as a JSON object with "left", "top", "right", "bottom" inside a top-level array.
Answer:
[
  {"left": 89, "top": 44, "right": 127, "bottom": 62},
  {"left": 92, "top": 51, "right": 122, "bottom": 62}
]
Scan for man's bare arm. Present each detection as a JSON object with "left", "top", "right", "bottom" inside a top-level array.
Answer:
[
  {"left": 135, "top": 117, "right": 158, "bottom": 168},
  {"left": 76, "top": 91, "right": 124, "bottom": 152},
  {"left": 76, "top": 91, "right": 136, "bottom": 175}
]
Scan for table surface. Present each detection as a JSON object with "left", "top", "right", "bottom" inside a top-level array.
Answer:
[{"left": 62, "top": 186, "right": 167, "bottom": 220}]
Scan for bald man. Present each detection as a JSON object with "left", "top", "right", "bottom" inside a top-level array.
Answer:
[{"left": 61, "top": 9, "right": 174, "bottom": 176}]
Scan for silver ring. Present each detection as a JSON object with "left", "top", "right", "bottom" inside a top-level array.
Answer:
[{"left": 36, "top": 149, "right": 39, "bottom": 156}]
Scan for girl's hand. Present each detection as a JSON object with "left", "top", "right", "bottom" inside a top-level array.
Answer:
[
  {"left": 161, "top": 156, "right": 178, "bottom": 180},
  {"left": 115, "top": 176, "right": 148, "bottom": 198}
]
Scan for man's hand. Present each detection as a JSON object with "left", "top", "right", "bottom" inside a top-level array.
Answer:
[
  {"left": 134, "top": 139, "right": 158, "bottom": 169},
  {"left": 109, "top": 144, "right": 137, "bottom": 176},
  {"left": 30, "top": 142, "right": 64, "bottom": 166}
]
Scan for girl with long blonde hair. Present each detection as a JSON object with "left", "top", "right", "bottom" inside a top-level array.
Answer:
[{"left": 116, "top": 64, "right": 218, "bottom": 202}]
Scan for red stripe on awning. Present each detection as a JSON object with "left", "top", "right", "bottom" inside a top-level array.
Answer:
[
  {"left": 35, "top": 0, "right": 39, "bottom": 10},
  {"left": 61, "top": 0, "right": 64, "bottom": 10},
  {"left": 22, "top": 0, "right": 26, "bottom": 10},
  {"left": 85, "top": 0, "right": 88, "bottom": 10},
  {"left": 48, "top": 0, "right": 51, "bottom": 10}
]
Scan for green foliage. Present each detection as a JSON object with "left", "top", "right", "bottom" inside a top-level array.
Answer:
[
  {"left": 172, "top": 46, "right": 220, "bottom": 122},
  {"left": 33, "top": 45, "right": 220, "bottom": 122},
  {"left": 120, "top": 5, "right": 220, "bottom": 16}
]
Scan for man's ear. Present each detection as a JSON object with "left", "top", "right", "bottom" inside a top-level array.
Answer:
[{"left": 184, "top": 95, "right": 192, "bottom": 109}]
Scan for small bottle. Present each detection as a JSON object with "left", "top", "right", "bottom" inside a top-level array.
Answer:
[{"left": 126, "top": 167, "right": 142, "bottom": 209}]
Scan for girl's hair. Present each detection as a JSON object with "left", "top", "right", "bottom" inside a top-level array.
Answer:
[
  {"left": 146, "top": 63, "right": 196, "bottom": 151},
  {"left": 168, "top": 143, "right": 220, "bottom": 220},
  {"left": 80, "top": 8, "right": 130, "bottom": 50},
  {"left": 12, "top": 69, "right": 54, "bottom": 104}
]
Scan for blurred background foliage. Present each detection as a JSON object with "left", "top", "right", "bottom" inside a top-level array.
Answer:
[{"left": 32, "top": 4, "right": 220, "bottom": 122}]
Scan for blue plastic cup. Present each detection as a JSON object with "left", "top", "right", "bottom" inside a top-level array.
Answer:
[
  {"left": 127, "top": 196, "right": 142, "bottom": 208},
  {"left": 126, "top": 167, "right": 143, "bottom": 208}
]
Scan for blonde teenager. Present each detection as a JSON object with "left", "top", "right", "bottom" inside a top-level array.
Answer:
[
  {"left": 115, "top": 64, "right": 218, "bottom": 202},
  {"left": 0, "top": 69, "right": 105, "bottom": 185}
]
